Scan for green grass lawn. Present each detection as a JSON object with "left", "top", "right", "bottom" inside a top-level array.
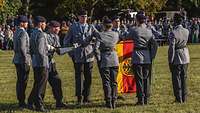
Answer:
[{"left": 0, "top": 45, "right": 200, "bottom": 113}]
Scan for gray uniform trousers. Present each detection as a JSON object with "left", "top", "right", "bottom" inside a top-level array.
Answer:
[
  {"left": 101, "top": 67, "right": 118, "bottom": 102},
  {"left": 169, "top": 64, "right": 188, "bottom": 102},
  {"left": 48, "top": 62, "right": 63, "bottom": 102},
  {"left": 28, "top": 67, "right": 48, "bottom": 108},
  {"left": 15, "top": 64, "right": 30, "bottom": 104},
  {"left": 132, "top": 64, "right": 151, "bottom": 103},
  {"left": 74, "top": 62, "right": 93, "bottom": 97}
]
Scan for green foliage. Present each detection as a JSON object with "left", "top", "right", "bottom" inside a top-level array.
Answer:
[
  {"left": 0, "top": 0, "right": 22, "bottom": 24},
  {"left": 55, "top": 0, "right": 167, "bottom": 19},
  {"left": 55, "top": 0, "right": 103, "bottom": 18},
  {"left": 130, "top": 0, "right": 167, "bottom": 12},
  {"left": 189, "top": 0, "right": 200, "bottom": 7}
]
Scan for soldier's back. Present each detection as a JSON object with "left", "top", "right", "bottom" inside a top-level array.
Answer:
[{"left": 99, "top": 31, "right": 119, "bottom": 68}]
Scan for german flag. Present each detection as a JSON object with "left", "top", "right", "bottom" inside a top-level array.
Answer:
[{"left": 116, "top": 40, "right": 136, "bottom": 93}]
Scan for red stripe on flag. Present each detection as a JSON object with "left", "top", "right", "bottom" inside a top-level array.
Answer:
[{"left": 121, "top": 40, "right": 136, "bottom": 93}]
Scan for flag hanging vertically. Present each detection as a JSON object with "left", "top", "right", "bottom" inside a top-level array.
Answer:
[{"left": 116, "top": 40, "right": 136, "bottom": 93}]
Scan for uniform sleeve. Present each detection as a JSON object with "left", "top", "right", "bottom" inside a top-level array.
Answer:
[
  {"left": 19, "top": 31, "right": 27, "bottom": 62},
  {"left": 84, "top": 25, "right": 99, "bottom": 45},
  {"left": 151, "top": 27, "right": 162, "bottom": 39},
  {"left": 168, "top": 32, "right": 175, "bottom": 64},
  {"left": 92, "top": 25, "right": 101, "bottom": 40},
  {"left": 37, "top": 32, "right": 46, "bottom": 63},
  {"left": 149, "top": 36, "right": 158, "bottom": 61},
  {"left": 63, "top": 27, "right": 74, "bottom": 58},
  {"left": 121, "top": 28, "right": 134, "bottom": 41},
  {"left": 46, "top": 34, "right": 55, "bottom": 51},
  {"left": 56, "top": 35, "right": 61, "bottom": 47}
]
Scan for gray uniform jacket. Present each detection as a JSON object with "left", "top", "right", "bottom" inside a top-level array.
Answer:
[
  {"left": 64, "top": 22, "right": 98, "bottom": 63},
  {"left": 47, "top": 32, "right": 61, "bottom": 63},
  {"left": 112, "top": 27, "right": 129, "bottom": 39},
  {"left": 13, "top": 27, "right": 31, "bottom": 65},
  {"left": 168, "top": 25, "right": 190, "bottom": 64},
  {"left": 96, "top": 30, "right": 119, "bottom": 68},
  {"left": 30, "top": 28, "right": 49, "bottom": 67},
  {"left": 127, "top": 24, "right": 158, "bottom": 64}
]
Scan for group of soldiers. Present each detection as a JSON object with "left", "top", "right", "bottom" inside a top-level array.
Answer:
[
  {"left": 12, "top": 9, "right": 190, "bottom": 112},
  {"left": 13, "top": 15, "right": 67, "bottom": 112}
]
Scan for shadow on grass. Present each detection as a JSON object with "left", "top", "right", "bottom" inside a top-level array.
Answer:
[
  {"left": 45, "top": 101, "right": 135, "bottom": 110},
  {"left": 0, "top": 101, "right": 135, "bottom": 112},
  {"left": 0, "top": 103, "right": 24, "bottom": 112}
]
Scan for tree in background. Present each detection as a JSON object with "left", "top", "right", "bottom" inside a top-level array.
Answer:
[
  {"left": 0, "top": 0, "right": 22, "bottom": 24},
  {"left": 165, "top": 0, "right": 200, "bottom": 17},
  {"left": 55, "top": 0, "right": 167, "bottom": 20}
]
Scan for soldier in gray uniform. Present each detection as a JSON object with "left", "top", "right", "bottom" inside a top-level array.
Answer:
[
  {"left": 63, "top": 9, "right": 98, "bottom": 105},
  {"left": 95, "top": 18, "right": 119, "bottom": 109},
  {"left": 13, "top": 15, "right": 31, "bottom": 108},
  {"left": 168, "top": 13, "right": 190, "bottom": 103},
  {"left": 111, "top": 15, "right": 128, "bottom": 101},
  {"left": 112, "top": 16, "right": 129, "bottom": 39},
  {"left": 28, "top": 16, "right": 54, "bottom": 112},
  {"left": 124, "top": 12, "right": 158, "bottom": 105},
  {"left": 46, "top": 20, "right": 67, "bottom": 108}
]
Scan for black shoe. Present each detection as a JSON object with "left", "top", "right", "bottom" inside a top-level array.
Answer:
[
  {"left": 105, "top": 101, "right": 112, "bottom": 108},
  {"left": 174, "top": 99, "right": 183, "bottom": 103},
  {"left": 144, "top": 98, "right": 148, "bottom": 105},
  {"left": 56, "top": 102, "right": 67, "bottom": 108},
  {"left": 111, "top": 100, "right": 116, "bottom": 109},
  {"left": 182, "top": 96, "right": 187, "bottom": 103},
  {"left": 76, "top": 96, "right": 82, "bottom": 106},
  {"left": 18, "top": 102, "right": 26, "bottom": 109},
  {"left": 35, "top": 106, "right": 48, "bottom": 112},
  {"left": 27, "top": 103, "right": 34, "bottom": 110},
  {"left": 117, "top": 95, "right": 125, "bottom": 101},
  {"left": 134, "top": 101, "right": 144, "bottom": 106},
  {"left": 83, "top": 98, "right": 91, "bottom": 104}
]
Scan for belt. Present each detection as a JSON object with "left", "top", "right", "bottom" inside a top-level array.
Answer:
[
  {"left": 134, "top": 47, "right": 149, "bottom": 50},
  {"left": 100, "top": 48, "right": 115, "bottom": 52},
  {"left": 175, "top": 46, "right": 187, "bottom": 50}
]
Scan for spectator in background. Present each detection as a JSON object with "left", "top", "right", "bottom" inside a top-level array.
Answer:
[
  {"left": 59, "top": 21, "right": 69, "bottom": 47},
  {"left": 0, "top": 26, "right": 5, "bottom": 49},
  {"left": 27, "top": 14, "right": 34, "bottom": 36},
  {"left": 191, "top": 19, "right": 199, "bottom": 43},
  {"left": 4, "top": 25, "right": 13, "bottom": 50}
]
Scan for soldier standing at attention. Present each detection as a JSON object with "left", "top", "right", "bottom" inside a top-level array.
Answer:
[
  {"left": 124, "top": 12, "right": 158, "bottom": 105},
  {"left": 168, "top": 13, "right": 190, "bottom": 103},
  {"left": 64, "top": 9, "right": 98, "bottom": 105},
  {"left": 96, "top": 18, "right": 119, "bottom": 109},
  {"left": 28, "top": 16, "right": 54, "bottom": 112},
  {"left": 13, "top": 15, "right": 31, "bottom": 108},
  {"left": 46, "top": 20, "right": 67, "bottom": 108}
]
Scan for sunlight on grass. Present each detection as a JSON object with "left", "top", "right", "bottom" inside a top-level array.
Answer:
[{"left": 0, "top": 45, "right": 200, "bottom": 113}]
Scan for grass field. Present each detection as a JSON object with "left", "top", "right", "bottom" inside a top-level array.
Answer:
[{"left": 0, "top": 45, "right": 200, "bottom": 113}]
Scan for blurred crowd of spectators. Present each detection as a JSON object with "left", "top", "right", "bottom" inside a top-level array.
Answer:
[{"left": 0, "top": 15, "right": 200, "bottom": 50}]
